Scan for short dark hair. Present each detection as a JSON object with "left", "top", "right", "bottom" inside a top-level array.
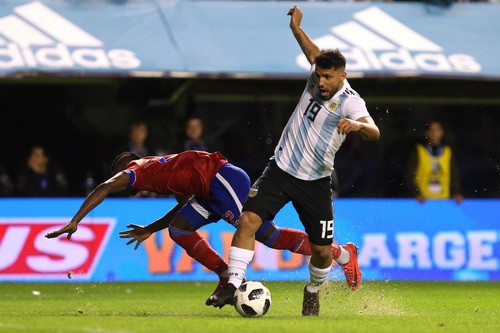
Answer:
[
  {"left": 186, "top": 114, "right": 204, "bottom": 125},
  {"left": 129, "top": 119, "right": 147, "bottom": 127},
  {"left": 315, "top": 49, "right": 346, "bottom": 71},
  {"left": 110, "top": 151, "right": 141, "bottom": 175},
  {"left": 425, "top": 120, "right": 444, "bottom": 131}
]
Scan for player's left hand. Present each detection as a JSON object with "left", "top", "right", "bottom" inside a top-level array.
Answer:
[
  {"left": 119, "top": 224, "right": 152, "bottom": 250},
  {"left": 337, "top": 118, "right": 363, "bottom": 135},
  {"left": 45, "top": 221, "right": 78, "bottom": 239}
]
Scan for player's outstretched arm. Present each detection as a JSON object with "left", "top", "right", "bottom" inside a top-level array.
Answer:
[
  {"left": 337, "top": 117, "right": 380, "bottom": 141},
  {"left": 45, "top": 172, "right": 130, "bottom": 240},
  {"left": 118, "top": 195, "right": 191, "bottom": 250},
  {"left": 288, "top": 5, "right": 320, "bottom": 65},
  {"left": 142, "top": 195, "right": 191, "bottom": 233}
]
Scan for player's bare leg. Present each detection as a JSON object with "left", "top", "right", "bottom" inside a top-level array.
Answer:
[{"left": 207, "top": 211, "right": 262, "bottom": 308}]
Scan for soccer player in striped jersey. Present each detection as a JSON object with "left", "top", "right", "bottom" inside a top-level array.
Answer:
[
  {"left": 208, "top": 5, "right": 380, "bottom": 315},
  {"left": 45, "top": 150, "right": 355, "bottom": 303}
]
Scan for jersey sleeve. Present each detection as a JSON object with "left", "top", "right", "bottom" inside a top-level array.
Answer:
[
  {"left": 123, "top": 161, "right": 141, "bottom": 188},
  {"left": 122, "top": 169, "right": 137, "bottom": 188},
  {"left": 343, "top": 97, "right": 370, "bottom": 120}
]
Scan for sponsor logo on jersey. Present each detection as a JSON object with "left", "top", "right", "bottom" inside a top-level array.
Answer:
[
  {"left": 0, "top": 218, "right": 115, "bottom": 280},
  {"left": 248, "top": 186, "right": 259, "bottom": 198},
  {"left": 0, "top": 1, "right": 141, "bottom": 70},
  {"left": 296, "top": 7, "right": 481, "bottom": 74}
]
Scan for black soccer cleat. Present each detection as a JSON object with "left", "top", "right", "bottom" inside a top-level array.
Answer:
[
  {"left": 205, "top": 276, "right": 229, "bottom": 306},
  {"left": 302, "top": 285, "right": 320, "bottom": 316},
  {"left": 206, "top": 283, "right": 237, "bottom": 309}
]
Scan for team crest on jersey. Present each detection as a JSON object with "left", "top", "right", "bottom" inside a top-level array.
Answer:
[
  {"left": 248, "top": 186, "right": 259, "bottom": 198},
  {"left": 327, "top": 100, "right": 339, "bottom": 112}
]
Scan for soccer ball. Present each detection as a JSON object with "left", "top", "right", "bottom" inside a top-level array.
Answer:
[{"left": 233, "top": 281, "right": 272, "bottom": 318}]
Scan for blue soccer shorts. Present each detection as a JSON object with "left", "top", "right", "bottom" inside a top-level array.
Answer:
[{"left": 177, "top": 162, "right": 275, "bottom": 239}]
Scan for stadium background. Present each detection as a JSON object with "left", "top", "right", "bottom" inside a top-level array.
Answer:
[{"left": 0, "top": 0, "right": 499, "bottom": 283}]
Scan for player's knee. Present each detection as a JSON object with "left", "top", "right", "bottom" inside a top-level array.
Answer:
[{"left": 238, "top": 211, "right": 263, "bottom": 235}]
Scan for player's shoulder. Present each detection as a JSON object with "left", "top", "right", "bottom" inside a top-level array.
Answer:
[
  {"left": 340, "top": 80, "right": 362, "bottom": 98},
  {"left": 128, "top": 156, "right": 165, "bottom": 171}
]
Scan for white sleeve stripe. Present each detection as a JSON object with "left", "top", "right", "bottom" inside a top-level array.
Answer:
[
  {"left": 215, "top": 173, "right": 243, "bottom": 212},
  {"left": 189, "top": 198, "right": 211, "bottom": 219}
]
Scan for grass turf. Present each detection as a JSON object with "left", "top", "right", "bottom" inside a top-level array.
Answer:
[{"left": 0, "top": 281, "right": 498, "bottom": 333}]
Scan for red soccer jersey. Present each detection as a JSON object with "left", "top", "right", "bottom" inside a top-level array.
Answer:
[{"left": 124, "top": 151, "right": 227, "bottom": 198}]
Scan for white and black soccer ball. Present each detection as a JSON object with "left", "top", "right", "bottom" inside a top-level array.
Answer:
[{"left": 233, "top": 281, "right": 272, "bottom": 318}]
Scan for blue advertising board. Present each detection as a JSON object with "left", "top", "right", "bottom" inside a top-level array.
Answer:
[
  {"left": 0, "top": 198, "right": 498, "bottom": 282},
  {"left": 0, "top": 1, "right": 499, "bottom": 78}
]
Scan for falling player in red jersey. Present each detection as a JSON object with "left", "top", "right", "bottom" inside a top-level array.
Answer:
[{"left": 46, "top": 150, "right": 360, "bottom": 303}]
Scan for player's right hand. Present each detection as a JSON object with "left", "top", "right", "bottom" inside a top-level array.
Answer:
[
  {"left": 119, "top": 224, "right": 152, "bottom": 250},
  {"left": 45, "top": 221, "right": 78, "bottom": 239}
]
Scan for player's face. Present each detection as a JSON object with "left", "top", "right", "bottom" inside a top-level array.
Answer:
[{"left": 314, "top": 66, "right": 347, "bottom": 100}]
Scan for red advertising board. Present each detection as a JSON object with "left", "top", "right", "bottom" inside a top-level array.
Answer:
[{"left": 0, "top": 218, "right": 115, "bottom": 280}]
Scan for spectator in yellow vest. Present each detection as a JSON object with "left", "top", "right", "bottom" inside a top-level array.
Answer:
[{"left": 407, "top": 120, "right": 463, "bottom": 204}]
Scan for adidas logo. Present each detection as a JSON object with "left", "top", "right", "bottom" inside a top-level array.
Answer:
[
  {"left": 296, "top": 7, "right": 481, "bottom": 75},
  {"left": 0, "top": 1, "right": 141, "bottom": 70}
]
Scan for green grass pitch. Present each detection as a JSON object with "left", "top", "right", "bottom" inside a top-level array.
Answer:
[{"left": 0, "top": 281, "right": 499, "bottom": 333}]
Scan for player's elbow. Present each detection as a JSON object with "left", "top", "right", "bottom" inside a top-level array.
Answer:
[
  {"left": 360, "top": 125, "right": 380, "bottom": 141},
  {"left": 370, "top": 129, "right": 381, "bottom": 141}
]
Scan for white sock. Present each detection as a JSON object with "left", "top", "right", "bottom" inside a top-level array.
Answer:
[
  {"left": 228, "top": 246, "right": 254, "bottom": 288},
  {"left": 337, "top": 246, "right": 351, "bottom": 265},
  {"left": 308, "top": 262, "right": 331, "bottom": 292},
  {"left": 306, "top": 284, "right": 320, "bottom": 293}
]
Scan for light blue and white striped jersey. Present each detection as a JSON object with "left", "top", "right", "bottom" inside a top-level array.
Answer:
[{"left": 275, "top": 67, "right": 370, "bottom": 180}]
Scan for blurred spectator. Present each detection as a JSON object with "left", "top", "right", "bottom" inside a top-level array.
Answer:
[
  {"left": 407, "top": 120, "right": 463, "bottom": 204},
  {"left": 125, "top": 120, "right": 150, "bottom": 157},
  {"left": 17, "top": 145, "right": 68, "bottom": 197},
  {"left": 183, "top": 116, "right": 209, "bottom": 151},
  {"left": 114, "top": 120, "right": 155, "bottom": 198},
  {"left": 0, "top": 164, "right": 14, "bottom": 197}
]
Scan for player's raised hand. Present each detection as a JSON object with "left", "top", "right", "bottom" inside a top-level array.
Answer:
[
  {"left": 45, "top": 221, "right": 78, "bottom": 239},
  {"left": 119, "top": 224, "right": 152, "bottom": 250},
  {"left": 287, "top": 5, "right": 303, "bottom": 27}
]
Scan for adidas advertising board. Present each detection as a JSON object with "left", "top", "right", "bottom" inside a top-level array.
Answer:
[
  {"left": 0, "top": 1, "right": 141, "bottom": 70},
  {"left": 295, "top": 7, "right": 481, "bottom": 75},
  {"left": 0, "top": 1, "right": 498, "bottom": 77}
]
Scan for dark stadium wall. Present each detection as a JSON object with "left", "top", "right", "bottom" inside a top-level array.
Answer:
[{"left": 0, "top": 77, "right": 499, "bottom": 198}]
